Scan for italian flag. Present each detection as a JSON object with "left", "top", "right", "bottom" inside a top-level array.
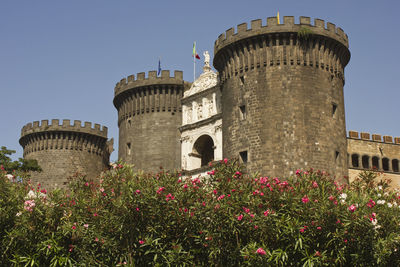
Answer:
[{"left": 193, "top": 42, "right": 200, "bottom": 59}]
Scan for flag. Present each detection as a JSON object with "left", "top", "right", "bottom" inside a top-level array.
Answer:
[
  {"left": 157, "top": 58, "right": 161, "bottom": 76},
  {"left": 193, "top": 42, "right": 200, "bottom": 60},
  {"left": 277, "top": 11, "right": 280, "bottom": 24}
]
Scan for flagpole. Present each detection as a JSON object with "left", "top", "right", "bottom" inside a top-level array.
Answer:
[{"left": 193, "top": 41, "right": 196, "bottom": 82}]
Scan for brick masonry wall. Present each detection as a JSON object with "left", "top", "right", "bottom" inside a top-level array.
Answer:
[
  {"left": 220, "top": 65, "right": 348, "bottom": 179},
  {"left": 26, "top": 149, "right": 108, "bottom": 189},
  {"left": 213, "top": 17, "right": 350, "bottom": 180},
  {"left": 347, "top": 137, "right": 400, "bottom": 187},
  {"left": 118, "top": 111, "right": 182, "bottom": 172}
]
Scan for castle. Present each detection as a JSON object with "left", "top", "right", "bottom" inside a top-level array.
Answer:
[{"left": 19, "top": 16, "right": 400, "bottom": 189}]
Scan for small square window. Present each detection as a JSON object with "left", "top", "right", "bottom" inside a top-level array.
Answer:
[{"left": 239, "top": 151, "right": 248, "bottom": 163}]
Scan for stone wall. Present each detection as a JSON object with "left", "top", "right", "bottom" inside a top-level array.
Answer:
[
  {"left": 213, "top": 16, "right": 350, "bottom": 180},
  {"left": 19, "top": 119, "right": 110, "bottom": 189},
  {"left": 113, "top": 70, "right": 186, "bottom": 172},
  {"left": 347, "top": 131, "right": 400, "bottom": 187}
]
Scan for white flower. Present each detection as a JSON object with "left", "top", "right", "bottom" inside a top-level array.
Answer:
[
  {"left": 384, "top": 192, "right": 389, "bottom": 196},
  {"left": 387, "top": 203, "right": 393, "bottom": 208},
  {"left": 16, "top": 212, "right": 22, "bottom": 217},
  {"left": 377, "top": 193, "right": 382, "bottom": 197},
  {"left": 339, "top": 193, "right": 347, "bottom": 200},
  {"left": 378, "top": 186, "right": 383, "bottom": 190},
  {"left": 371, "top": 218, "right": 378, "bottom": 225},
  {"left": 5, "top": 174, "right": 13, "bottom": 181},
  {"left": 377, "top": 200, "right": 386, "bottom": 205}
]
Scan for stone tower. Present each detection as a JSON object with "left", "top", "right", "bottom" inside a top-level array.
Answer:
[
  {"left": 213, "top": 16, "right": 351, "bottom": 179},
  {"left": 113, "top": 70, "right": 186, "bottom": 172},
  {"left": 19, "top": 119, "right": 111, "bottom": 189}
]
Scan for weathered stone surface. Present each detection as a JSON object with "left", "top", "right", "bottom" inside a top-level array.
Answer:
[
  {"left": 213, "top": 16, "right": 350, "bottom": 180},
  {"left": 19, "top": 120, "right": 111, "bottom": 189},
  {"left": 347, "top": 133, "right": 400, "bottom": 187},
  {"left": 113, "top": 70, "right": 187, "bottom": 172}
]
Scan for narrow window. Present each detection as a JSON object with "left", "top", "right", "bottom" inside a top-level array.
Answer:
[
  {"left": 239, "top": 151, "right": 248, "bottom": 163},
  {"left": 239, "top": 75, "right": 245, "bottom": 85},
  {"left": 332, "top": 103, "right": 337, "bottom": 117},
  {"left": 239, "top": 105, "right": 246, "bottom": 120},
  {"left": 335, "top": 151, "right": 339, "bottom": 162},
  {"left": 372, "top": 156, "right": 379, "bottom": 170},
  {"left": 127, "top": 118, "right": 132, "bottom": 128},
  {"left": 382, "top": 158, "right": 389, "bottom": 171},
  {"left": 362, "top": 155, "right": 369, "bottom": 169},
  {"left": 392, "top": 159, "right": 399, "bottom": 172},
  {"left": 127, "top": 142, "right": 131, "bottom": 156}
]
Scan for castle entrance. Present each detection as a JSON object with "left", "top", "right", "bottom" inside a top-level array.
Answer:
[{"left": 192, "top": 135, "right": 214, "bottom": 168}]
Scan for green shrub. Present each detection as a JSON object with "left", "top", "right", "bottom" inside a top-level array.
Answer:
[{"left": 1, "top": 161, "right": 399, "bottom": 266}]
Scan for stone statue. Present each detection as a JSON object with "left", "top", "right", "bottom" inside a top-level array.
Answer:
[{"left": 203, "top": 51, "right": 210, "bottom": 68}]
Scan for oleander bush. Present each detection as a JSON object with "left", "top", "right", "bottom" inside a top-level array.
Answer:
[{"left": 1, "top": 159, "right": 400, "bottom": 266}]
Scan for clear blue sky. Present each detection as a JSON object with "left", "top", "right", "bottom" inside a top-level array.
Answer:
[{"left": 1, "top": 0, "right": 399, "bottom": 161}]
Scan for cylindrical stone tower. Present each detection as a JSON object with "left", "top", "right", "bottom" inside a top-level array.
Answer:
[
  {"left": 19, "top": 119, "right": 111, "bottom": 189},
  {"left": 213, "top": 16, "right": 351, "bottom": 179},
  {"left": 113, "top": 70, "right": 187, "bottom": 172}
]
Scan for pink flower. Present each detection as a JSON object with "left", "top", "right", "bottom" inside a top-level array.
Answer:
[
  {"left": 156, "top": 187, "right": 165, "bottom": 194},
  {"left": 296, "top": 169, "right": 301, "bottom": 175},
  {"left": 83, "top": 224, "right": 89, "bottom": 228},
  {"left": 72, "top": 225, "right": 76, "bottom": 230},
  {"left": 47, "top": 245, "right": 51, "bottom": 249},
  {"left": 237, "top": 214, "right": 243, "bottom": 221},
  {"left": 207, "top": 170, "right": 215, "bottom": 175},
  {"left": 95, "top": 237, "right": 99, "bottom": 242},
  {"left": 85, "top": 182, "right": 89, "bottom": 186},
  {"left": 328, "top": 195, "right": 335, "bottom": 201},
  {"left": 136, "top": 207, "right": 140, "bottom": 211},
  {"left": 139, "top": 240, "right": 145, "bottom": 244},
  {"left": 301, "top": 196, "right": 310, "bottom": 204},
  {"left": 217, "top": 194, "right": 225, "bottom": 201},
  {"left": 243, "top": 207, "right": 250, "bottom": 213},
  {"left": 256, "top": 247, "right": 266, "bottom": 255},
  {"left": 100, "top": 188, "right": 104, "bottom": 192},
  {"left": 24, "top": 200, "right": 36, "bottom": 212},
  {"left": 223, "top": 158, "right": 228, "bottom": 164},
  {"left": 300, "top": 228, "right": 305, "bottom": 233},
  {"left": 93, "top": 213, "right": 98, "bottom": 217},
  {"left": 183, "top": 184, "right": 188, "bottom": 189},
  {"left": 135, "top": 189, "right": 141, "bottom": 194},
  {"left": 263, "top": 210, "right": 270, "bottom": 216},
  {"left": 367, "top": 199, "right": 375, "bottom": 208},
  {"left": 314, "top": 251, "right": 321, "bottom": 257},
  {"left": 312, "top": 181, "right": 318, "bottom": 188},
  {"left": 348, "top": 204, "right": 357, "bottom": 212},
  {"left": 317, "top": 226, "right": 322, "bottom": 230}
]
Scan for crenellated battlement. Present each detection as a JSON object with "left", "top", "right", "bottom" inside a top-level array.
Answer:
[
  {"left": 348, "top": 131, "right": 400, "bottom": 145},
  {"left": 214, "top": 16, "right": 348, "bottom": 51},
  {"left": 20, "top": 119, "right": 108, "bottom": 139},
  {"left": 114, "top": 70, "right": 184, "bottom": 96}
]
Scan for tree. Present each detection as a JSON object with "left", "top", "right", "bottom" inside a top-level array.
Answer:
[{"left": 0, "top": 146, "right": 41, "bottom": 173}]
